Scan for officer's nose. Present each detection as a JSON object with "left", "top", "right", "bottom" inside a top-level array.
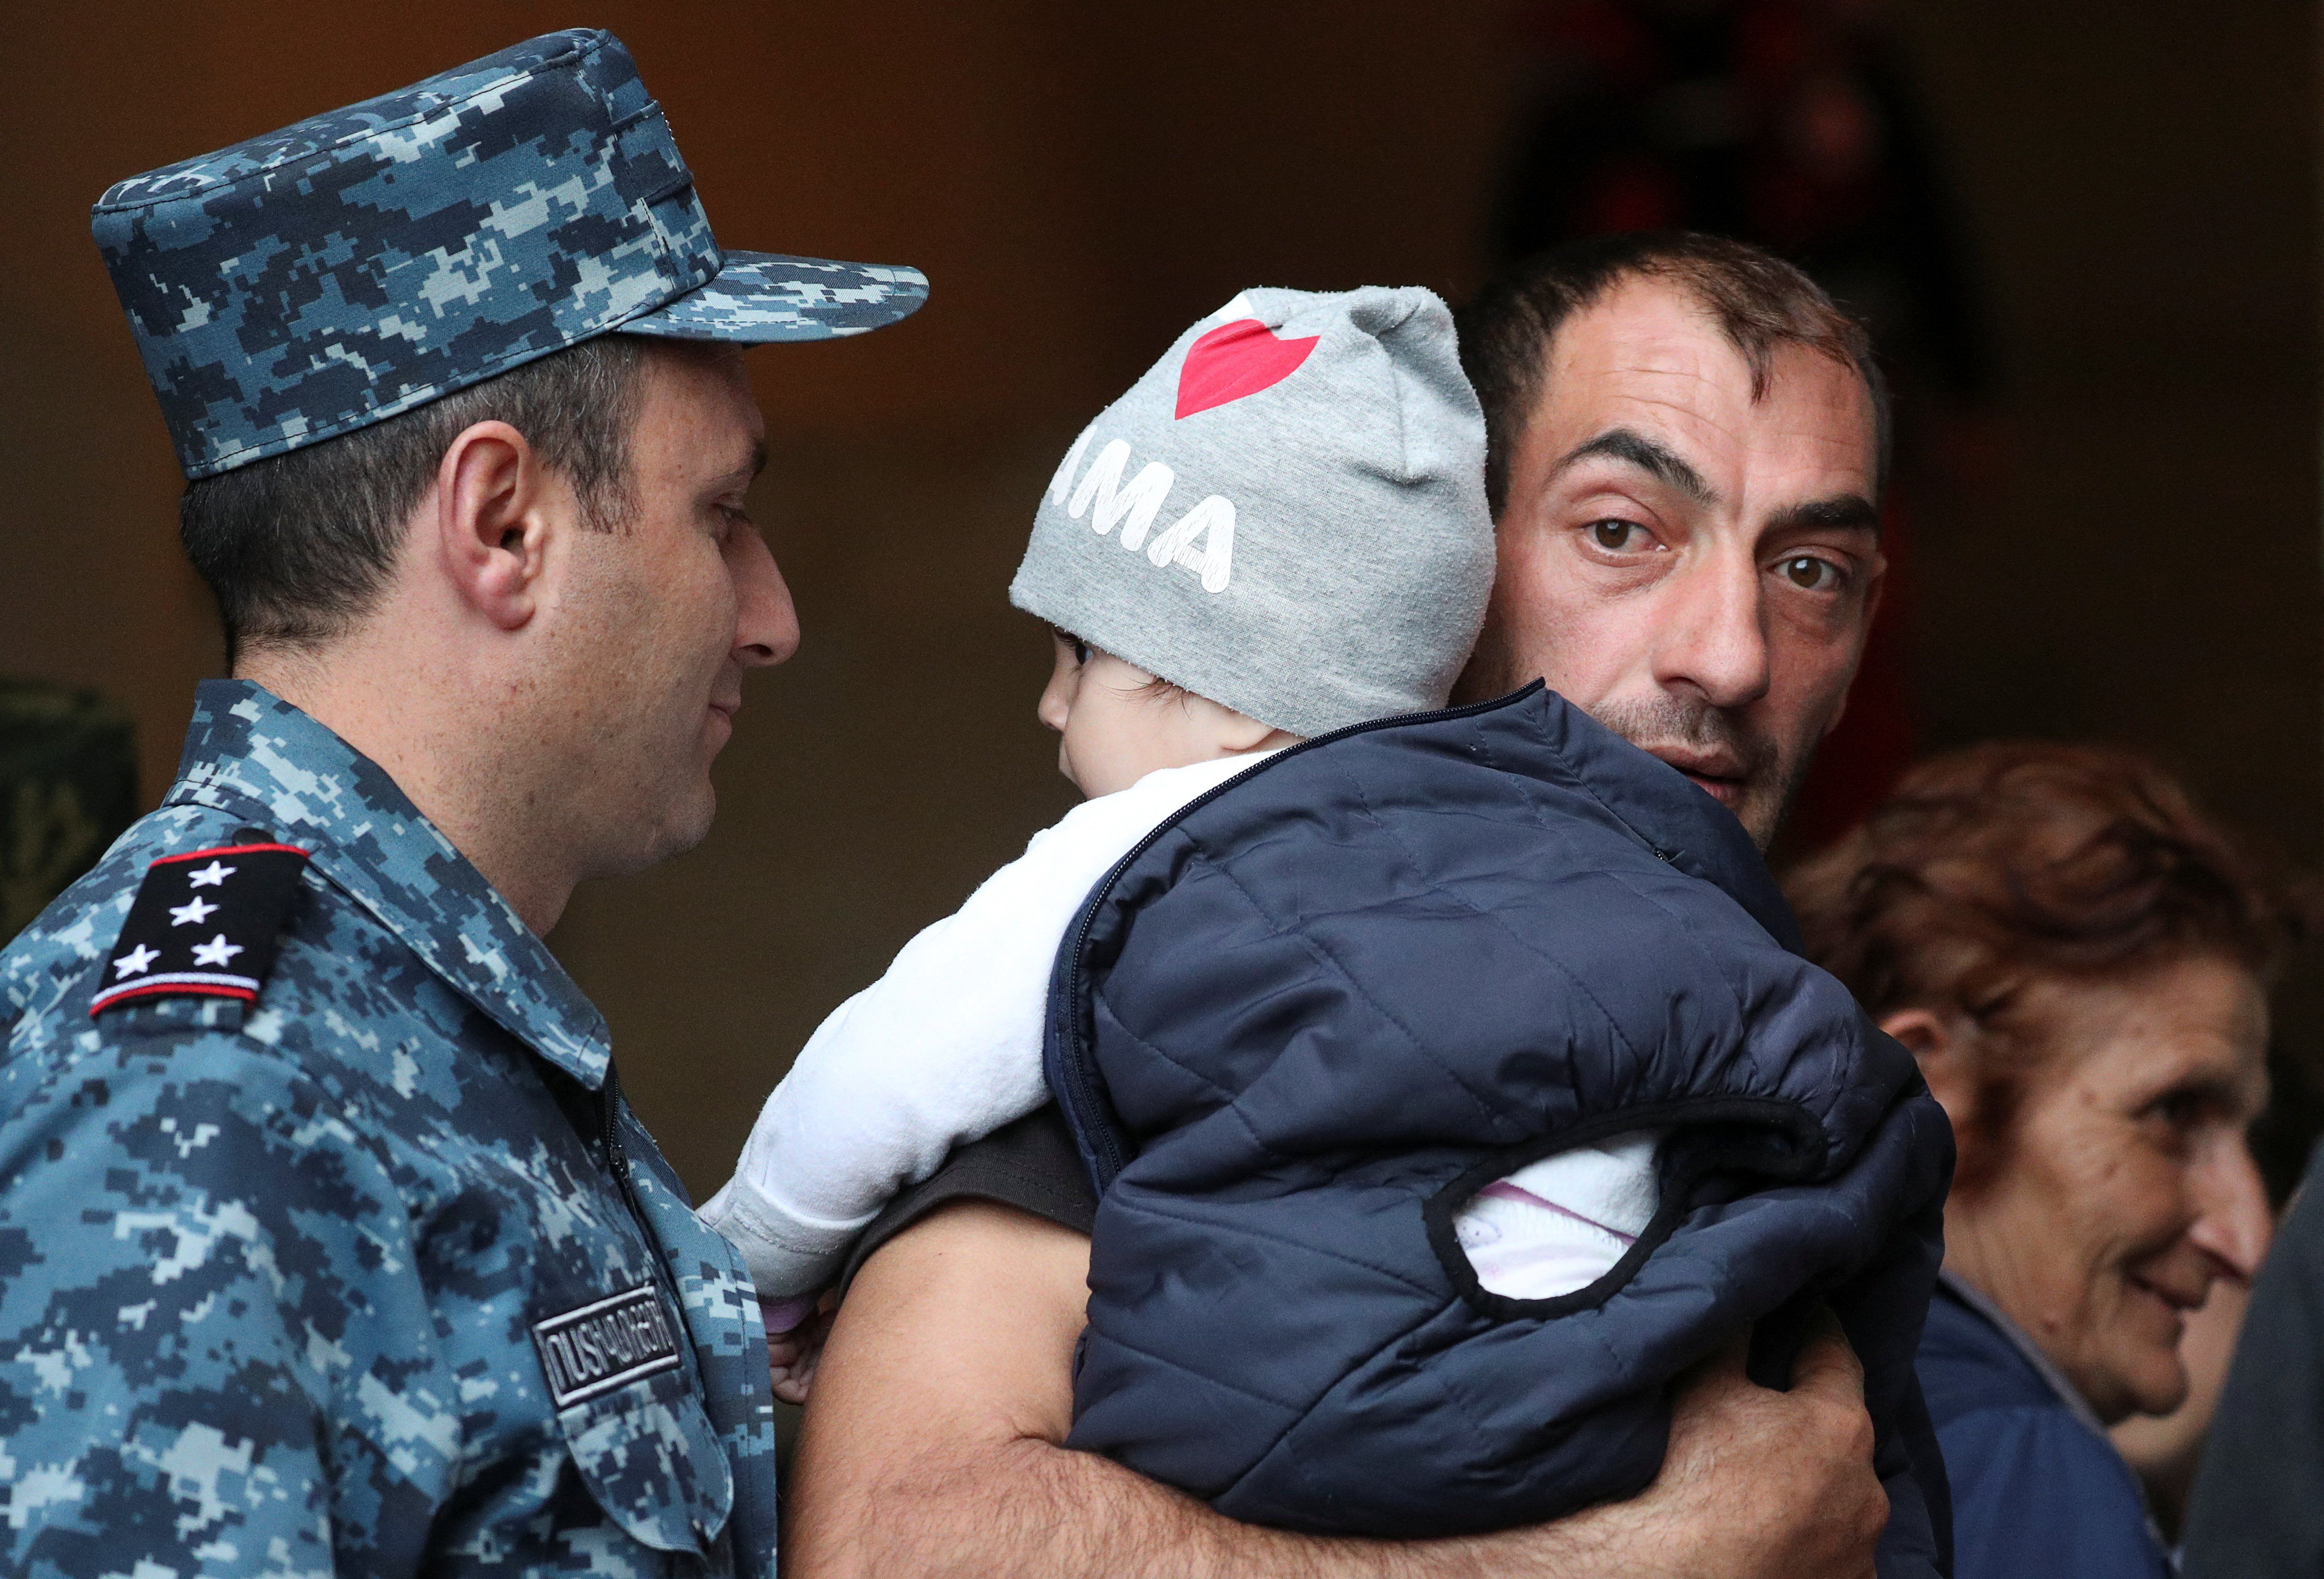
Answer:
[{"left": 734, "top": 530, "right": 799, "bottom": 668}]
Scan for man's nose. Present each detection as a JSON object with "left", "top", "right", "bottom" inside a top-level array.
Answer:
[
  {"left": 1651, "top": 546, "right": 1771, "bottom": 710},
  {"left": 734, "top": 531, "right": 800, "bottom": 668},
  {"left": 2187, "top": 1137, "right": 2273, "bottom": 1281}
]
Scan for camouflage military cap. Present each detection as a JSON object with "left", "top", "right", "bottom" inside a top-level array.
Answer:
[{"left": 92, "top": 28, "right": 928, "bottom": 479}]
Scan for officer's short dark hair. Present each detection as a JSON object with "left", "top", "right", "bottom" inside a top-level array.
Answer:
[
  {"left": 1454, "top": 232, "right": 1890, "bottom": 517},
  {"left": 179, "top": 334, "right": 647, "bottom": 663}
]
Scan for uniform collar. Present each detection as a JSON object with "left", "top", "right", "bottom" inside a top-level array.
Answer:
[{"left": 166, "top": 679, "right": 613, "bottom": 1088}]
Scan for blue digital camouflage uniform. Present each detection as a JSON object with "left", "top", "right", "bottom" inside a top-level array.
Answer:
[{"left": 0, "top": 681, "right": 779, "bottom": 1576}]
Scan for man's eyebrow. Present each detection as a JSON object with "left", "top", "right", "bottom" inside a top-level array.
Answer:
[
  {"left": 1553, "top": 428, "right": 1717, "bottom": 505},
  {"left": 1768, "top": 494, "right": 1881, "bottom": 536}
]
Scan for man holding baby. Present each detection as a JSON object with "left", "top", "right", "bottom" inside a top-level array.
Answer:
[
  {"left": 781, "top": 235, "right": 1926, "bottom": 1579},
  {"left": 1, "top": 26, "right": 1916, "bottom": 1579}
]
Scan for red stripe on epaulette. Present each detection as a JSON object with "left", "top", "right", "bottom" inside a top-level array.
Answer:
[
  {"left": 90, "top": 981, "right": 261, "bottom": 1013},
  {"left": 148, "top": 842, "right": 311, "bottom": 866}
]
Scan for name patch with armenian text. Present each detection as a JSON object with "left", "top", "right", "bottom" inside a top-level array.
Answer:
[
  {"left": 532, "top": 1284, "right": 685, "bottom": 1408},
  {"left": 91, "top": 838, "right": 311, "bottom": 1016}
]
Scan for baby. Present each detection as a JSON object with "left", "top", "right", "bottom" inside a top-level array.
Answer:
[
  {"left": 701, "top": 286, "right": 1646, "bottom": 1320},
  {"left": 702, "top": 286, "right": 1948, "bottom": 1566}
]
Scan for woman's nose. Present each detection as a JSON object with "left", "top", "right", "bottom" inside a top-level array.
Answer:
[{"left": 2187, "top": 1138, "right": 2273, "bottom": 1280}]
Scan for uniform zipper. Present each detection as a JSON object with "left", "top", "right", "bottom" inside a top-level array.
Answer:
[{"left": 599, "top": 1061, "right": 687, "bottom": 1316}]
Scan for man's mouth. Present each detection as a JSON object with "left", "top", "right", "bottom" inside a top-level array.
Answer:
[{"left": 1646, "top": 750, "right": 1749, "bottom": 807}]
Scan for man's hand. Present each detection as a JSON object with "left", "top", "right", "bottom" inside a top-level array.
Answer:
[
  {"left": 784, "top": 1201, "right": 1886, "bottom": 1579},
  {"left": 1567, "top": 1310, "right": 1889, "bottom": 1579}
]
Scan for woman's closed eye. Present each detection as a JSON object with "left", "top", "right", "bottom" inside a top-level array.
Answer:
[{"left": 2136, "top": 1082, "right": 2234, "bottom": 1151}]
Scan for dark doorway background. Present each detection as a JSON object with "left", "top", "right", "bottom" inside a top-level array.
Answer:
[{"left": 3, "top": 1, "right": 2317, "bottom": 1199}]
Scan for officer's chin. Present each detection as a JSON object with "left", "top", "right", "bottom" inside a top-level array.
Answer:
[
  {"left": 646, "top": 784, "right": 719, "bottom": 868},
  {"left": 586, "top": 780, "right": 718, "bottom": 884}
]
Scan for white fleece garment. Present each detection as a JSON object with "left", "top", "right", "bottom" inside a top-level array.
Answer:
[
  {"left": 702, "top": 751, "right": 1660, "bottom": 1311},
  {"left": 1454, "top": 1131, "right": 1664, "bottom": 1299},
  {"left": 699, "top": 751, "right": 1272, "bottom": 1299}
]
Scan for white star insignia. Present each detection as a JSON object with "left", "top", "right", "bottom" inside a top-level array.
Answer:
[
  {"left": 185, "top": 860, "right": 236, "bottom": 889},
  {"left": 190, "top": 934, "right": 245, "bottom": 969},
  {"left": 112, "top": 944, "right": 161, "bottom": 979},
  {"left": 167, "top": 896, "right": 219, "bottom": 928}
]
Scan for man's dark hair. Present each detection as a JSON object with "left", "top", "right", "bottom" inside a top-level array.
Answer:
[
  {"left": 180, "top": 334, "right": 647, "bottom": 662},
  {"left": 1455, "top": 232, "right": 1890, "bottom": 516}
]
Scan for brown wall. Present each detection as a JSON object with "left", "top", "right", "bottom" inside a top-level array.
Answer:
[{"left": 5, "top": 1, "right": 2317, "bottom": 1197}]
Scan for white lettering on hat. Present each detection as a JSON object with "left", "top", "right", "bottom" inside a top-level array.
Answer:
[
  {"left": 1148, "top": 494, "right": 1234, "bottom": 593},
  {"left": 1048, "top": 429, "right": 1092, "bottom": 506},
  {"left": 1068, "top": 440, "right": 1176, "bottom": 550},
  {"left": 1051, "top": 434, "right": 1237, "bottom": 594}
]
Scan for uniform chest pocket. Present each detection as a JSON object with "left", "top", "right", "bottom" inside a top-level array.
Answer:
[{"left": 533, "top": 1283, "right": 735, "bottom": 1555}]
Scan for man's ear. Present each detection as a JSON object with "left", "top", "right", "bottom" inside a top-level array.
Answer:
[
  {"left": 433, "top": 420, "right": 556, "bottom": 631},
  {"left": 1880, "top": 1006, "right": 1979, "bottom": 1155}
]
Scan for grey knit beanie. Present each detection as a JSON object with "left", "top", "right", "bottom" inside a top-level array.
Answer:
[{"left": 1008, "top": 286, "right": 1493, "bottom": 738}]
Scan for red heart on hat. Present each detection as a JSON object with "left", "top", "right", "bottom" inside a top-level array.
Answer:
[{"left": 1175, "top": 318, "right": 1321, "bottom": 419}]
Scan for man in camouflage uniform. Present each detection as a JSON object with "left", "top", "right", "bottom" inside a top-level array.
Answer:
[{"left": 0, "top": 28, "right": 924, "bottom": 1576}]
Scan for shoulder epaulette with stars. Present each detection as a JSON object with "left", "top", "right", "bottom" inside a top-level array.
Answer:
[{"left": 90, "top": 834, "right": 312, "bottom": 1017}]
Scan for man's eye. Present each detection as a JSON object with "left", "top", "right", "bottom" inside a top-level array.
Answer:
[
  {"left": 1588, "top": 520, "right": 1649, "bottom": 553},
  {"left": 1778, "top": 554, "right": 1841, "bottom": 591}
]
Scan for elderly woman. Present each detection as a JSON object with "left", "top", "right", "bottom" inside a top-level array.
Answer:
[{"left": 1787, "top": 742, "right": 2294, "bottom": 1579}]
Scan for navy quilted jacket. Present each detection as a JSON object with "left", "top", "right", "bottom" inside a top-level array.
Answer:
[{"left": 1045, "top": 684, "right": 1954, "bottom": 1570}]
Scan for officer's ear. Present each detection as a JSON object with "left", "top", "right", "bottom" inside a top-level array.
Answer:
[{"left": 432, "top": 419, "right": 557, "bottom": 631}]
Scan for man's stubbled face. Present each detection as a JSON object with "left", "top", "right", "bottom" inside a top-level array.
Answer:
[{"left": 1458, "top": 277, "right": 1884, "bottom": 849}]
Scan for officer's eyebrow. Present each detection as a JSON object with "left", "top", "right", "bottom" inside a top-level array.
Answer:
[
  {"left": 1553, "top": 428, "right": 1717, "bottom": 506},
  {"left": 711, "top": 440, "right": 768, "bottom": 489}
]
